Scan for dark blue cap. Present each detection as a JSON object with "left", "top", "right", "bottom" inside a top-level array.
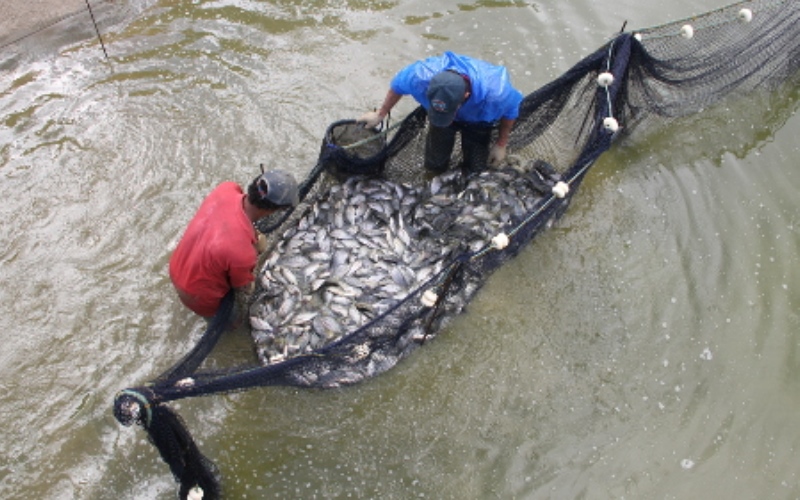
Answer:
[{"left": 425, "top": 71, "right": 466, "bottom": 128}]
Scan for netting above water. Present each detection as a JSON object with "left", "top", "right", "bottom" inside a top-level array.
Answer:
[
  {"left": 113, "top": 1, "right": 800, "bottom": 498},
  {"left": 247, "top": 0, "right": 800, "bottom": 375}
]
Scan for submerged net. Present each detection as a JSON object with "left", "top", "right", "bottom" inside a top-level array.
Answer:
[{"left": 113, "top": 1, "right": 800, "bottom": 498}]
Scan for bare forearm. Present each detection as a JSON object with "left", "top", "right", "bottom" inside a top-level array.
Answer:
[
  {"left": 496, "top": 118, "right": 515, "bottom": 147},
  {"left": 377, "top": 89, "right": 403, "bottom": 118}
]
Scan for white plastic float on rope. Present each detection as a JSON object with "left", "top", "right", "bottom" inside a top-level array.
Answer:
[
  {"left": 552, "top": 181, "right": 570, "bottom": 199},
  {"left": 175, "top": 377, "right": 195, "bottom": 388},
  {"left": 603, "top": 117, "right": 619, "bottom": 133},
  {"left": 680, "top": 24, "right": 694, "bottom": 39},
  {"left": 597, "top": 72, "right": 614, "bottom": 88},
  {"left": 738, "top": 8, "right": 753, "bottom": 23},
  {"left": 187, "top": 486, "right": 204, "bottom": 500},
  {"left": 421, "top": 289, "right": 439, "bottom": 307},
  {"left": 597, "top": 72, "right": 621, "bottom": 134},
  {"left": 491, "top": 232, "right": 509, "bottom": 250}
]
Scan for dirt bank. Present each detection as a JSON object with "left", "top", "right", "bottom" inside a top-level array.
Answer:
[{"left": 0, "top": 0, "right": 88, "bottom": 47}]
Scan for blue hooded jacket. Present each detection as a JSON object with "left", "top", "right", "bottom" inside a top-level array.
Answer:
[{"left": 390, "top": 51, "right": 523, "bottom": 124}]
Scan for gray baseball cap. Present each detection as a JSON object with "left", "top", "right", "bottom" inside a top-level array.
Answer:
[{"left": 255, "top": 169, "right": 299, "bottom": 207}]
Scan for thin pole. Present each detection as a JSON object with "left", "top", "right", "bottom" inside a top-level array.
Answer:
[{"left": 85, "top": 0, "right": 109, "bottom": 62}]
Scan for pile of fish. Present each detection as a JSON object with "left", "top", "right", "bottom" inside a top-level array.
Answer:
[{"left": 249, "top": 165, "right": 552, "bottom": 366}]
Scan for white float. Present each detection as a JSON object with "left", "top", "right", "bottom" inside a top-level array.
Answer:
[
  {"left": 188, "top": 486, "right": 204, "bottom": 500},
  {"left": 603, "top": 117, "right": 619, "bottom": 133},
  {"left": 491, "top": 233, "right": 510, "bottom": 250},
  {"left": 597, "top": 72, "right": 615, "bottom": 88},
  {"left": 738, "top": 8, "right": 753, "bottom": 23},
  {"left": 552, "top": 181, "right": 570, "bottom": 199},
  {"left": 421, "top": 289, "right": 439, "bottom": 307}
]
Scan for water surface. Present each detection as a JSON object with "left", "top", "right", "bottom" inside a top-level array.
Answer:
[{"left": 0, "top": 0, "right": 797, "bottom": 498}]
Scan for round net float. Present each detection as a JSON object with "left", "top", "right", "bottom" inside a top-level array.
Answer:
[
  {"left": 597, "top": 72, "right": 614, "bottom": 87},
  {"left": 603, "top": 116, "right": 619, "bottom": 132},
  {"left": 175, "top": 377, "right": 195, "bottom": 388},
  {"left": 421, "top": 289, "right": 439, "bottom": 308},
  {"left": 491, "top": 232, "right": 510, "bottom": 250},
  {"left": 681, "top": 24, "right": 694, "bottom": 39},
  {"left": 187, "top": 486, "right": 204, "bottom": 500},
  {"left": 739, "top": 8, "right": 753, "bottom": 22},
  {"left": 552, "top": 181, "right": 570, "bottom": 199}
]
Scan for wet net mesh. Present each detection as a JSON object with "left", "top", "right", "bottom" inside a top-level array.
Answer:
[{"left": 112, "top": 1, "right": 800, "bottom": 497}]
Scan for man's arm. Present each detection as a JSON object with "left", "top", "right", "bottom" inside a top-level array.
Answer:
[
  {"left": 358, "top": 88, "right": 404, "bottom": 128},
  {"left": 488, "top": 117, "right": 515, "bottom": 166},
  {"left": 495, "top": 117, "right": 515, "bottom": 148}
]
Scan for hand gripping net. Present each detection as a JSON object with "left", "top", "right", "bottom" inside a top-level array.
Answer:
[{"left": 114, "top": 1, "right": 800, "bottom": 497}]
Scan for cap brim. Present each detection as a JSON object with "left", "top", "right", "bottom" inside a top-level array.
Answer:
[{"left": 428, "top": 110, "right": 456, "bottom": 128}]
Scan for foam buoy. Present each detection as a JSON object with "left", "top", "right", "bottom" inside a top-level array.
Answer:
[
  {"left": 680, "top": 24, "right": 694, "bottom": 39},
  {"left": 175, "top": 377, "right": 195, "bottom": 388},
  {"left": 597, "top": 72, "right": 614, "bottom": 88},
  {"left": 421, "top": 289, "right": 438, "bottom": 307},
  {"left": 552, "top": 181, "right": 570, "bottom": 198},
  {"left": 738, "top": 8, "right": 753, "bottom": 22},
  {"left": 603, "top": 117, "right": 619, "bottom": 132},
  {"left": 491, "top": 233, "right": 509, "bottom": 250},
  {"left": 187, "top": 486, "right": 204, "bottom": 500}
]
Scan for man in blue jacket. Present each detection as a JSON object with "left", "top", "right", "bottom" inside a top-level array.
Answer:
[{"left": 358, "top": 51, "right": 523, "bottom": 175}]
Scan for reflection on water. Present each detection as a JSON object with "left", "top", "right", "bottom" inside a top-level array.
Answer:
[{"left": 0, "top": 0, "right": 797, "bottom": 498}]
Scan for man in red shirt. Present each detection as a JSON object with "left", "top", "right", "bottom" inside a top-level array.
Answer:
[{"left": 169, "top": 169, "right": 299, "bottom": 318}]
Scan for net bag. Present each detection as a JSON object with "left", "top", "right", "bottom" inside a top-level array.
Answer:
[{"left": 319, "top": 119, "right": 388, "bottom": 178}]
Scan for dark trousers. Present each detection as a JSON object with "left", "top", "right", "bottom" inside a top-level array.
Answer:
[{"left": 424, "top": 121, "right": 493, "bottom": 175}]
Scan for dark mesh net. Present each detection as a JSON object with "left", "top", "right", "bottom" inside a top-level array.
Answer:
[{"left": 113, "top": 1, "right": 800, "bottom": 497}]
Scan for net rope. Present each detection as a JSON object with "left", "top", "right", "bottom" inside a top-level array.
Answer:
[{"left": 112, "top": 1, "right": 800, "bottom": 497}]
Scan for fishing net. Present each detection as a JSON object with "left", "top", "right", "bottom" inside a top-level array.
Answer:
[{"left": 113, "top": 1, "right": 800, "bottom": 497}]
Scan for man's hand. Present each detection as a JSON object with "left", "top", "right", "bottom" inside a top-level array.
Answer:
[
  {"left": 257, "top": 233, "right": 268, "bottom": 253},
  {"left": 357, "top": 110, "right": 383, "bottom": 129},
  {"left": 488, "top": 143, "right": 507, "bottom": 167}
]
